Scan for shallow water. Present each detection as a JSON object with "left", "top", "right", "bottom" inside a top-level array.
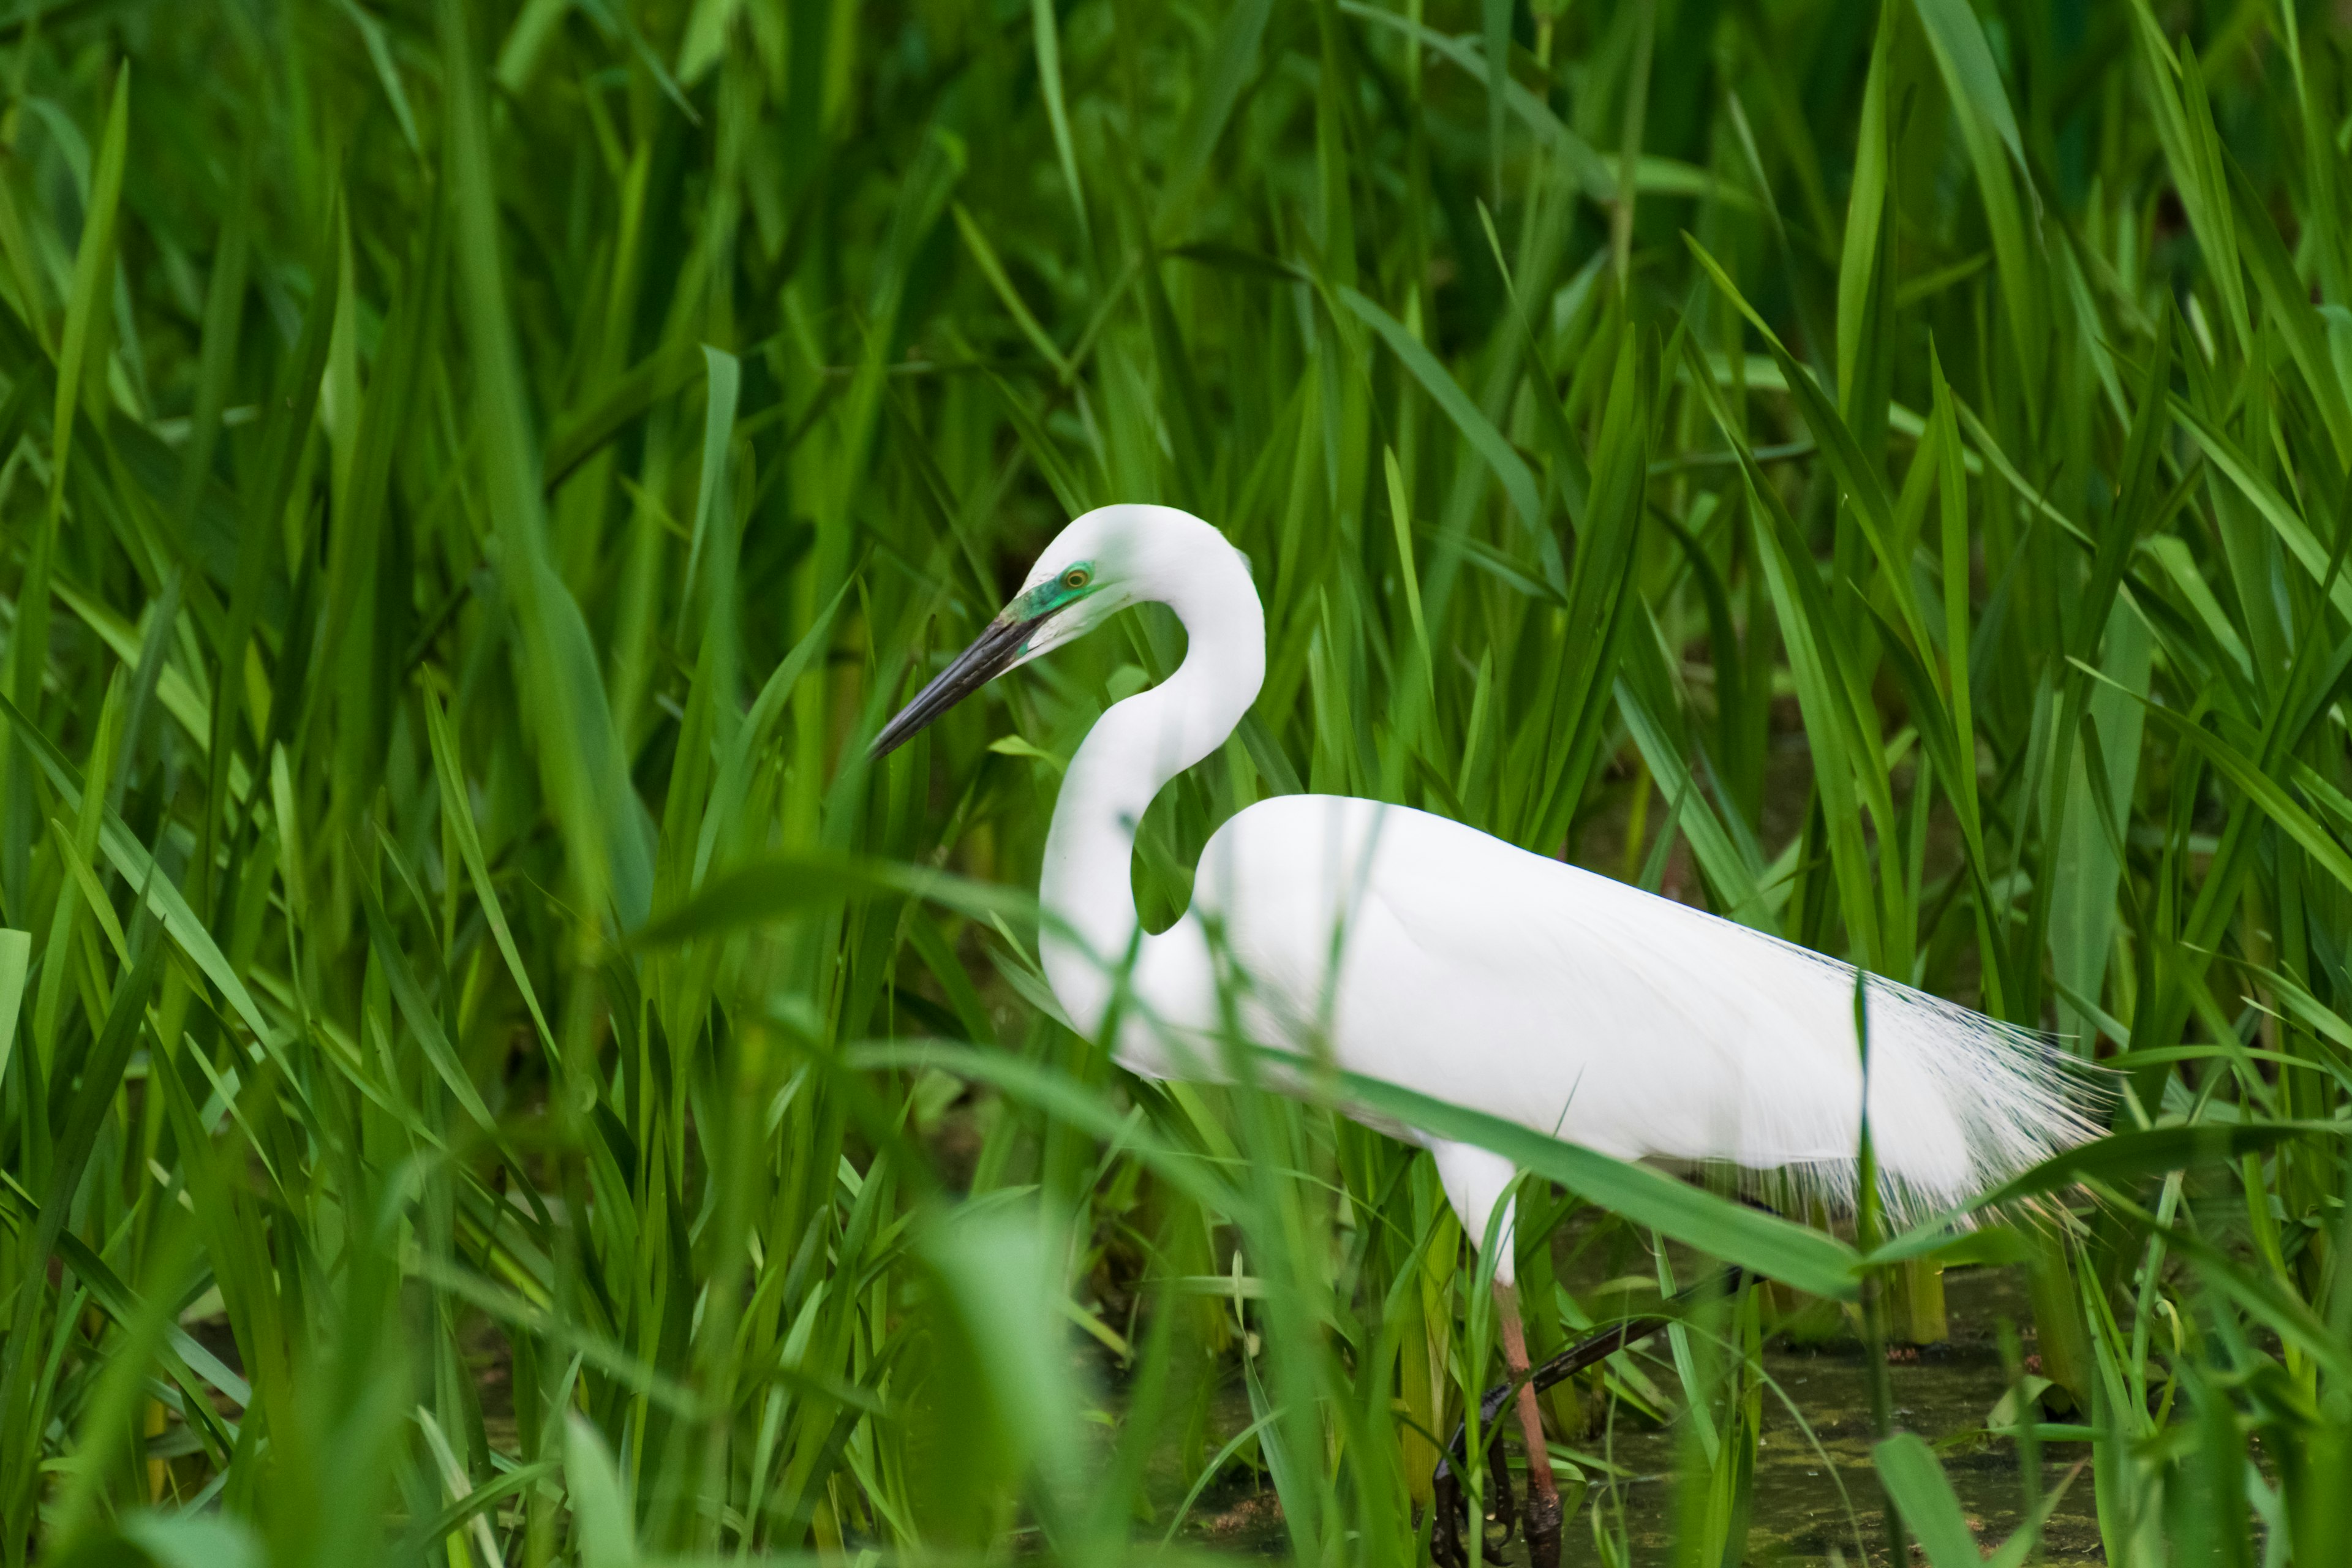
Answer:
[
  {"left": 1178, "top": 1262, "right": 2105, "bottom": 1565},
  {"left": 1587, "top": 1263, "right": 2103, "bottom": 1565}
]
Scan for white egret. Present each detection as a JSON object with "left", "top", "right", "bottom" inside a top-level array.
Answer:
[{"left": 875, "top": 503, "right": 2094, "bottom": 1562}]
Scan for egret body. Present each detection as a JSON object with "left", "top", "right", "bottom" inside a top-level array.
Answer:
[{"left": 875, "top": 504, "right": 2094, "bottom": 1559}]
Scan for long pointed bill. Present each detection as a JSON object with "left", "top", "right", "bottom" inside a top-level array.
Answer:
[{"left": 872, "top": 612, "right": 1050, "bottom": 758}]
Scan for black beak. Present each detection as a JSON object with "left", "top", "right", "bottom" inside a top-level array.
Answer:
[{"left": 872, "top": 612, "right": 1049, "bottom": 758}]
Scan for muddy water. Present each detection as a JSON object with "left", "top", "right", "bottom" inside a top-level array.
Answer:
[
  {"left": 1178, "top": 1264, "right": 2105, "bottom": 1564},
  {"left": 1581, "top": 1262, "right": 2104, "bottom": 1566}
]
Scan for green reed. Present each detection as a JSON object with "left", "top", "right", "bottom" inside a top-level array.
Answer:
[{"left": 0, "top": 1, "right": 2348, "bottom": 1564}]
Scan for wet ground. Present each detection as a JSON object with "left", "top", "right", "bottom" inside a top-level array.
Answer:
[
  {"left": 1178, "top": 1262, "right": 2105, "bottom": 1565},
  {"left": 171, "top": 1228, "right": 2103, "bottom": 1562},
  {"left": 1576, "top": 1268, "right": 2104, "bottom": 1565}
]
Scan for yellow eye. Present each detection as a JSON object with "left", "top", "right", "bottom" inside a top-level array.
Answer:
[{"left": 1062, "top": 567, "right": 1090, "bottom": 589}]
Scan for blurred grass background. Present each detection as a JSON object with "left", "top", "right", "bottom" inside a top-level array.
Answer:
[{"left": 3, "top": 0, "right": 2352, "bottom": 1562}]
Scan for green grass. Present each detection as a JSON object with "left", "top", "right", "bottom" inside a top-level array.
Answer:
[{"left": 2, "top": 0, "right": 2351, "bottom": 1562}]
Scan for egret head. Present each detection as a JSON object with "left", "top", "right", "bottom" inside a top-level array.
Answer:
[{"left": 873, "top": 504, "right": 1211, "bottom": 758}]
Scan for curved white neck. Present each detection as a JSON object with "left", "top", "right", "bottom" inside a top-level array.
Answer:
[{"left": 1038, "top": 549, "right": 1264, "bottom": 1038}]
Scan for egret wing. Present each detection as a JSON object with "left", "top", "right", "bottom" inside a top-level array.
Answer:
[{"left": 1194, "top": 794, "right": 2092, "bottom": 1216}]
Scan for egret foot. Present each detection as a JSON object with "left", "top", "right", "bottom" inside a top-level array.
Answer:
[
  {"left": 1428, "top": 1425, "right": 1511, "bottom": 1568},
  {"left": 1430, "top": 1268, "right": 1751, "bottom": 1567},
  {"left": 1523, "top": 1489, "right": 1563, "bottom": 1568}
]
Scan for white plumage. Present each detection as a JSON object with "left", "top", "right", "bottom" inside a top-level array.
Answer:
[
  {"left": 1155, "top": 797, "right": 2090, "bottom": 1245},
  {"left": 877, "top": 504, "right": 2097, "bottom": 1283}
]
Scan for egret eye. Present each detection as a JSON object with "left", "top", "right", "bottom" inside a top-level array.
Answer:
[{"left": 1061, "top": 567, "right": 1090, "bottom": 590}]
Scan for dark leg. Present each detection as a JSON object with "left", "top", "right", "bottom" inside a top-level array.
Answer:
[
  {"left": 1496, "top": 1282, "right": 1562, "bottom": 1568},
  {"left": 1432, "top": 1267, "right": 1752, "bottom": 1566},
  {"left": 1430, "top": 1425, "right": 1511, "bottom": 1568}
]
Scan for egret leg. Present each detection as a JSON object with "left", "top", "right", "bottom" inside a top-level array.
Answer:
[
  {"left": 1433, "top": 1267, "right": 1754, "bottom": 1567},
  {"left": 1427, "top": 1141, "right": 1559, "bottom": 1565},
  {"left": 1496, "top": 1281, "right": 1562, "bottom": 1568}
]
